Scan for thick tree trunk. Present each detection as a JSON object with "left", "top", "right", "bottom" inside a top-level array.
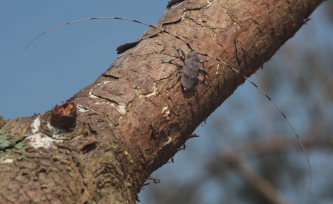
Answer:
[{"left": 0, "top": 0, "right": 323, "bottom": 203}]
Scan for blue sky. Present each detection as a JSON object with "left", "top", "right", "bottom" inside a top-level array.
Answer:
[{"left": 0, "top": 1, "right": 166, "bottom": 119}]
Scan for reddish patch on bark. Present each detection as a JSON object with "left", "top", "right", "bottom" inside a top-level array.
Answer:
[{"left": 50, "top": 101, "right": 77, "bottom": 130}]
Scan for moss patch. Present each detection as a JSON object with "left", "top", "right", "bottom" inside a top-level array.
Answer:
[{"left": 0, "top": 129, "right": 12, "bottom": 150}]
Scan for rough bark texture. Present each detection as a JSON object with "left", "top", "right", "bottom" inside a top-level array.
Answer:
[{"left": 0, "top": 0, "right": 324, "bottom": 203}]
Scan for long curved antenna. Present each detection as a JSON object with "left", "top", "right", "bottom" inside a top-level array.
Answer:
[
  {"left": 23, "top": 17, "right": 191, "bottom": 53},
  {"left": 203, "top": 52, "right": 312, "bottom": 191}
]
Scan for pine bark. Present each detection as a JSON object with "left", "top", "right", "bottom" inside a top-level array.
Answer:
[{"left": 0, "top": 0, "right": 324, "bottom": 203}]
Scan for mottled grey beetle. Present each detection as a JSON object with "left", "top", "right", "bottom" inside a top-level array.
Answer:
[{"left": 180, "top": 51, "right": 207, "bottom": 91}]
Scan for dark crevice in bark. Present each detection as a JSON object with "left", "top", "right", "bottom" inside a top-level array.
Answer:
[
  {"left": 162, "top": 18, "right": 182, "bottom": 26},
  {"left": 167, "top": 0, "right": 185, "bottom": 9},
  {"left": 102, "top": 73, "right": 121, "bottom": 79}
]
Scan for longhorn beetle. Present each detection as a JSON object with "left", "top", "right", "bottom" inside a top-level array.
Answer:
[
  {"left": 23, "top": 15, "right": 311, "bottom": 189},
  {"left": 160, "top": 48, "right": 208, "bottom": 91}
]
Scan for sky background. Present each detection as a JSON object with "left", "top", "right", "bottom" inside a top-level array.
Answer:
[
  {"left": 0, "top": 0, "right": 165, "bottom": 119},
  {"left": 1, "top": 1, "right": 332, "bottom": 204}
]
